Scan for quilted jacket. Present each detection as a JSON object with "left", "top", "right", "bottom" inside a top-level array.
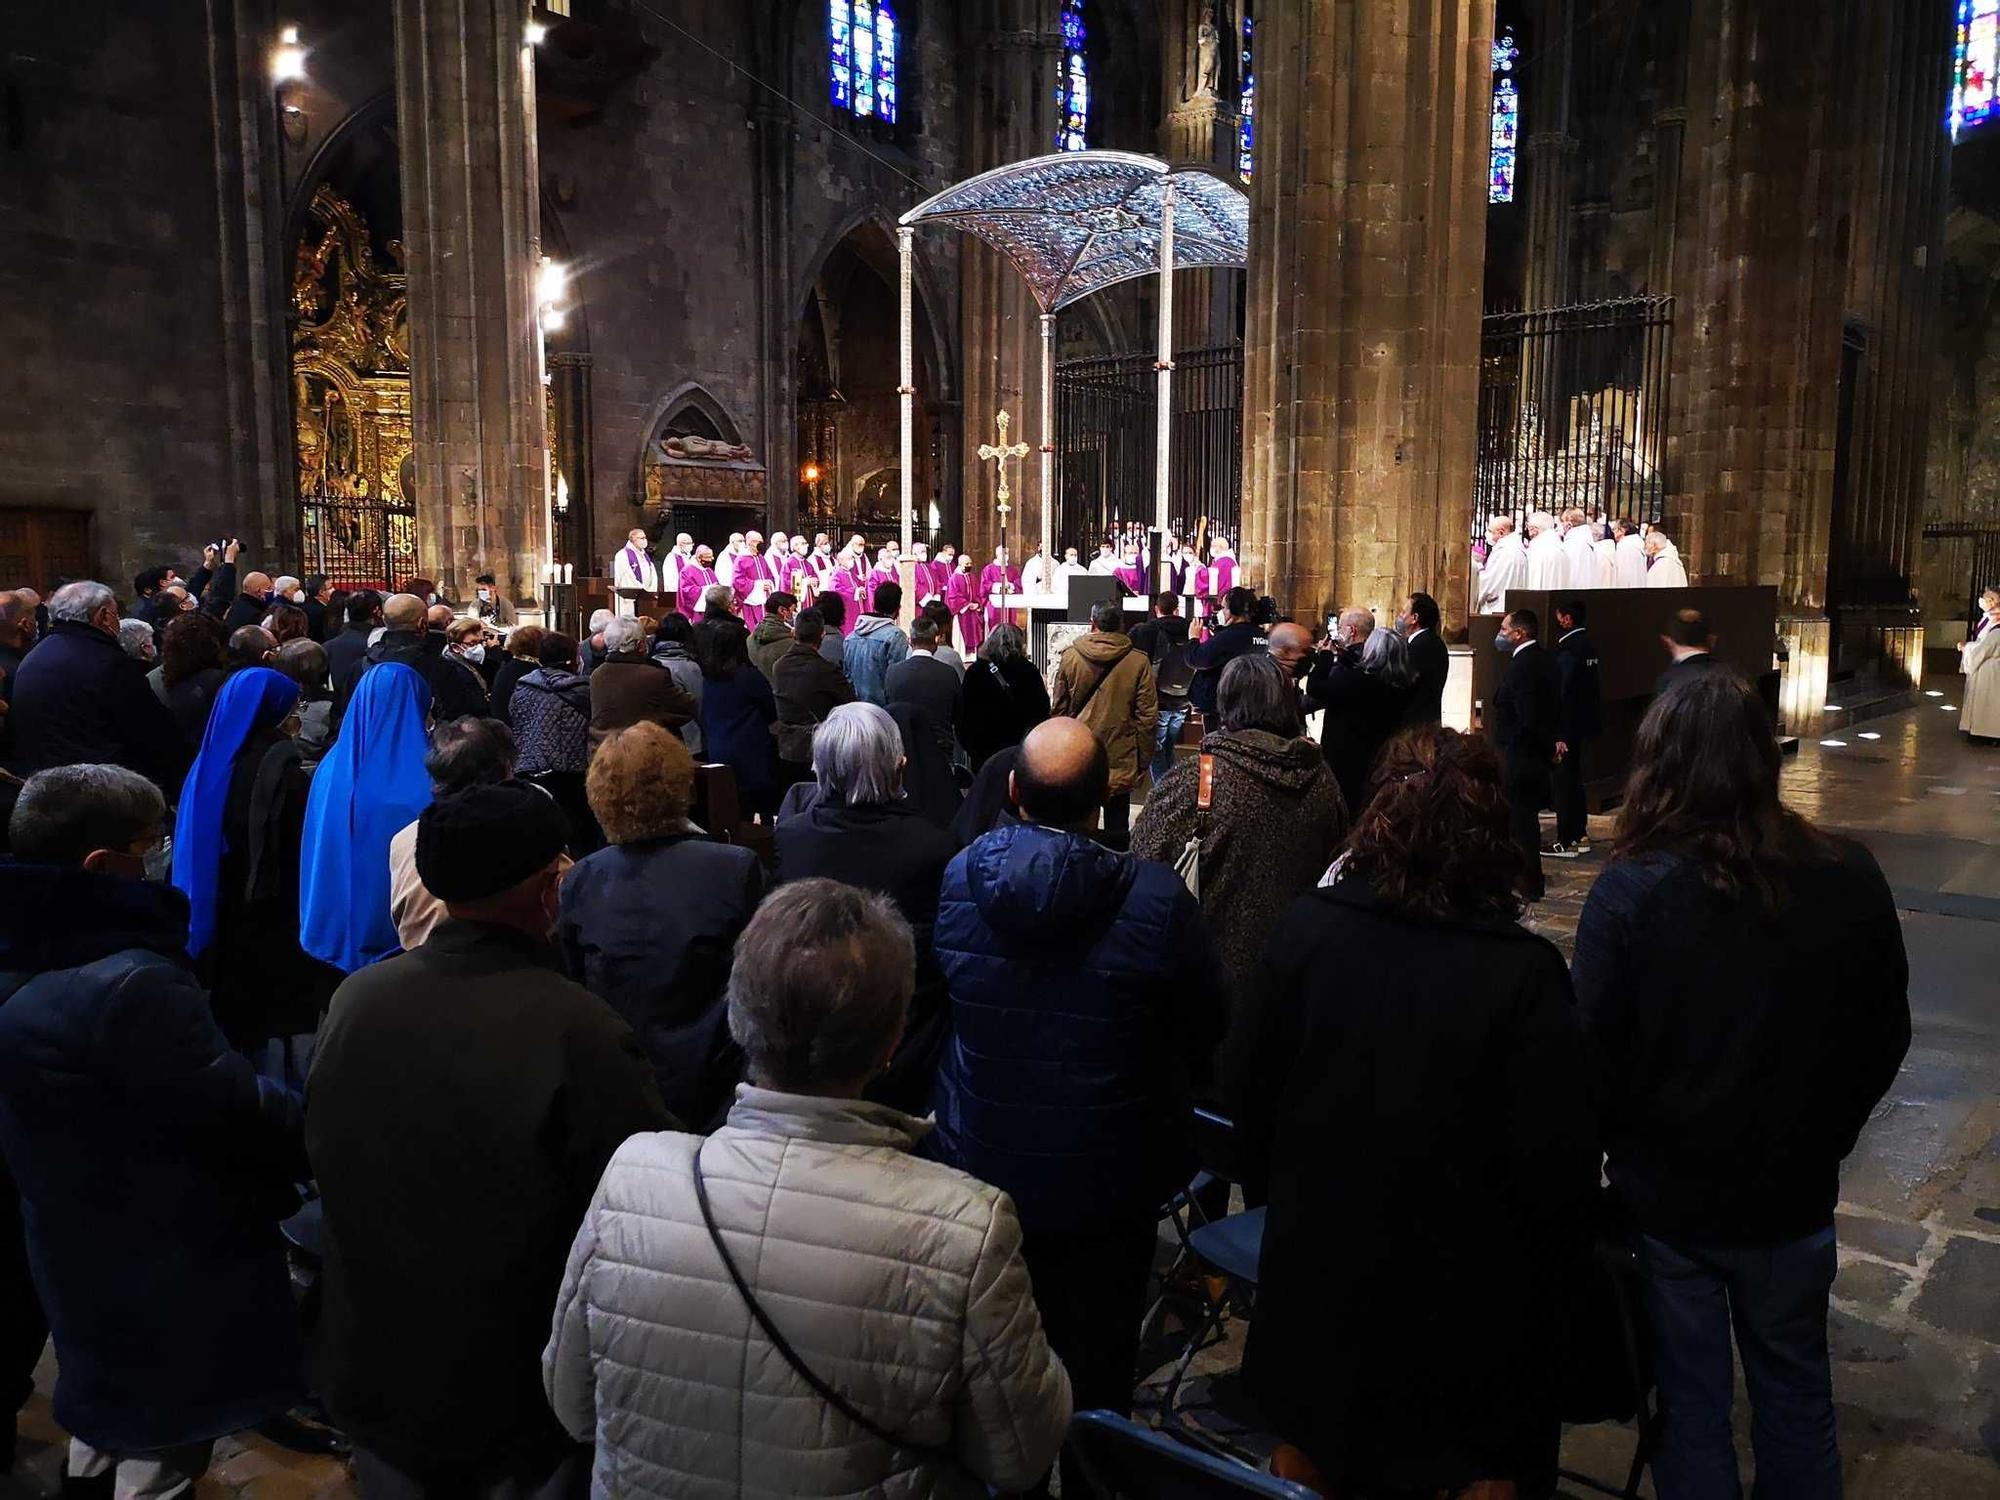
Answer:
[{"left": 544, "top": 1087, "right": 1072, "bottom": 1498}]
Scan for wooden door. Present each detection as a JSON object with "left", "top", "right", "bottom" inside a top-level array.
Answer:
[{"left": 0, "top": 509, "right": 94, "bottom": 596}]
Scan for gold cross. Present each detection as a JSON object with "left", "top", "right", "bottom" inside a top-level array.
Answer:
[{"left": 977, "top": 409, "right": 1031, "bottom": 521}]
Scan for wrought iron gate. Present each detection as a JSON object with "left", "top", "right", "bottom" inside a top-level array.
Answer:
[
  {"left": 299, "top": 488, "right": 419, "bottom": 592},
  {"left": 1054, "top": 344, "right": 1242, "bottom": 553},
  {"left": 1922, "top": 521, "right": 2000, "bottom": 622},
  {"left": 1474, "top": 296, "right": 1674, "bottom": 538}
]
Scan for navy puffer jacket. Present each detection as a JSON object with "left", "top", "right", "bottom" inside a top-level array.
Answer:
[
  {"left": 0, "top": 865, "right": 306, "bottom": 1452},
  {"left": 931, "top": 822, "right": 1229, "bottom": 1235}
]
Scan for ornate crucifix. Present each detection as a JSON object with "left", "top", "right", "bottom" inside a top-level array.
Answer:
[{"left": 977, "top": 408, "right": 1031, "bottom": 552}]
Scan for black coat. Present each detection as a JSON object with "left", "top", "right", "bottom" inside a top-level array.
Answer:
[
  {"left": 1404, "top": 628, "right": 1449, "bottom": 726},
  {"left": 1307, "top": 650, "right": 1409, "bottom": 818},
  {"left": 323, "top": 623, "right": 373, "bottom": 691},
  {"left": 958, "top": 654, "right": 1050, "bottom": 769},
  {"left": 1186, "top": 620, "right": 1261, "bottom": 718},
  {"left": 773, "top": 799, "right": 962, "bottom": 1112},
  {"left": 1231, "top": 878, "right": 1597, "bottom": 1492},
  {"left": 770, "top": 641, "right": 856, "bottom": 764},
  {"left": 885, "top": 652, "right": 963, "bottom": 747},
  {"left": 8, "top": 621, "right": 186, "bottom": 793},
  {"left": 222, "top": 593, "right": 267, "bottom": 632},
  {"left": 166, "top": 665, "right": 228, "bottom": 755},
  {"left": 301, "top": 596, "right": 329, "bottom": 643},
  {"left": 1653, "top": 649, "right": 1723, "bottom": 699},
  {"left": 555, "top": 835, "right": 766, "bottom": 1129},
  {"left": 337, "top": 628, "right": 489, "bottom": 724},
  {"left": 489, "top": 654, "right": 534, "bottom": 725},
  {"left": 1571, "top": 841, "right": 1910, "bottom": 1244},
  {"left": 1491, "top": 640, "right": 1561, "bottom": 769},
  {"left": 307, "top": 919, "right": 671, "bottom": 1478},
  {"left": 0, "top": 866, "right": 305, "bottom": 1452},
  {"left": 1554, "top": 628, "right": 1603, "bottom": 744}
]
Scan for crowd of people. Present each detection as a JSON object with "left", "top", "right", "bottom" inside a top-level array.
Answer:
[
  {"left": 1474, "top": 510, "right": 1688, "bottom": 614},
  {"left": 0, "top": 531, "right": 1915, "bottom": 1500}
]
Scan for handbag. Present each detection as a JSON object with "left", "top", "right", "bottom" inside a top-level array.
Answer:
[
  {"left": 691, "top": 1145, "right": 954, "bottom": 1462},
  {"left": 1173, "top": 753, "right": 1215, "bottom": 896}
]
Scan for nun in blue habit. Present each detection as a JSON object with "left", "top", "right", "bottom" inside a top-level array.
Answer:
[{"left": 301, "top": 662, "right": 433, "bottom": 973}]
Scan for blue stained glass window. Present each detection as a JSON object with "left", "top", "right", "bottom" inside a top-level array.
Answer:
[
  {"left": 1953, "top": 0, "right": 1999, "bottom": 138},
  {"left": 1239, "top": 5, "right": 1255, "bottom": 182},
  {"left": 828, "top": 0, "right": 899, "bottom": 128},
  {"left": 1490, "top": 30, "right": 1520, "bottom": 204},
  {"left": 1057, "top": 0, "right": 1089, "bottom": 152}
]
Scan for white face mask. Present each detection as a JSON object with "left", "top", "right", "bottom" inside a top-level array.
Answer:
[
  {"left": 290, "top": 589, "right": 306, "bottom": 604},
  {"left": 458, "top": 643, "right": 486, "bottom": 664},
  {"left": 477, "top": 588, "right": 492, "bottom": 601}
]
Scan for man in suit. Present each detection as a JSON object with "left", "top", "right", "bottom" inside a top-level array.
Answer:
[
  {"left": 1654, "top": 608, "right": 1718, "bottom": 697},
  {"left": 1548, "top": 599, "right": 1602, "bottom": 858},
  {"left": 1489, "top": 607, "right": 1561, "bottom": 902},
  {"left": 885, "top": 615, "right": 963, "bottom": 755},
  {"left": 1402, "top": 591, "right": 1449, "bottom": 726}
]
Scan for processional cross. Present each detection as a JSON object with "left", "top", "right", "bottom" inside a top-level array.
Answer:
[{"left": 977, "top": 408, "right": 1031, "bottom": 547}]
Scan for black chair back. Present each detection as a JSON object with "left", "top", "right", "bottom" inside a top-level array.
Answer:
[{"left": 1066, "top": 1411, "right": 1320, "bottom": 1499}]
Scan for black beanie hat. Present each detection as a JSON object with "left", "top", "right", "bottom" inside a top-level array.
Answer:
[{"left": 415, "top": 781, "right": 569, "bottom": 903}]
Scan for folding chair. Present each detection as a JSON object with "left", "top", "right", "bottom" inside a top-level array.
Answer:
[
  {"left": 1066, "top": 1410, "right": 1320, "bottom": 1500},
  {"left": 1557, "top": 1241, "right": 1660, "bottom": 1500}
]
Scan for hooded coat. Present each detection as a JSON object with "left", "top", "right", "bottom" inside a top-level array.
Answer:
[
  {"left": 843, "top": 615, "right": 911, "bottom": 706},
  {"left": 1131, "top": 728, "right": 1348, "bottom": 1051},
  {"left": 1049, "top": 632, "right": 1159, "bottom": 796},
  {"left": 930, "top": 822, "right": 1228, "bottom": 1236}
]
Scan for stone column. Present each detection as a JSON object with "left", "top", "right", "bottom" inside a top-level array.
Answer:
[
  {"left": 393, "top": 0, "right": 548, "bottom": 607},
  {"left": 547, "top": 351, "right": 594, "bottom": 572},
  {"left": 1241, "top": 0, "right": 1493, "bottom": 630},
  {"left": 960, "top": 0, "right": 1062, "bottom": 563}
]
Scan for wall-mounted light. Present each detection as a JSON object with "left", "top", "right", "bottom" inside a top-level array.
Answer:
[
  {"left": 540, "top": 306, "right": 567, "bottom": 332},
  {"left": 536, "top": 257, "right": 569, "bottom": 335},
  {"left": 526, "top": 20, "right": 548, "bottom": 45},
  {"left": 272, "top": 25, "right": 306, "bottom": 84},
  {"left": 802, "top": 462, "right": 822, "bottom": 483}
]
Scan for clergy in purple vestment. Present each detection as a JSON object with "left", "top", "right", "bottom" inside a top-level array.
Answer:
[
  {"left": 947, "top": 555, "right": 986, "bottom": 657},
  {"left": 676, "top": 546, "right": 718, "bottom": 619},
  {"left": 732, "top": 532, "right": 778, "bottom": 627},
  {"left": 980, "top": 548, "right": 1023, "bottom": 633}
]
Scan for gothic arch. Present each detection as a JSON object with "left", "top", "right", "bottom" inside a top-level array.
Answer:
[
  {"left": 632, "top": 382, "right": 748, "bottom": 482},
  {"left": 792, "top": 210, "right": 956, "bottom": 405}
]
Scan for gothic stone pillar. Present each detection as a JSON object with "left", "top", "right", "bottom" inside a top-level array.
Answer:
[
  {"left": 1241, "top": 0, "right": 1493, "bottom": 630},
  {"left": 393, "top": 0, "right": 549, "bottom": 608}
]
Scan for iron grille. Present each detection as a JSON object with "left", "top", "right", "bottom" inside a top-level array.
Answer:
[{"left": 299, "top": 488, "right": 419, "bottom": 592}]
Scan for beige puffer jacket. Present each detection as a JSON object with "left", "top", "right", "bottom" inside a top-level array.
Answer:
[{"left": 544, "top": 1087, "right": 1073, "bottom": 1498}]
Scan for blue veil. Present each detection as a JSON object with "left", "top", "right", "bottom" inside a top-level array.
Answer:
[
  {"left": 300, "top": 662, "right": 434, "bottom": 973},
  {"left": 171, "top": 667, "right": 301, "bottom": 957}
]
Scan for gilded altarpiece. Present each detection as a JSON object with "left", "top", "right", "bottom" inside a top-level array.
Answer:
[{"left": 291, "top": 185, "right": 420, "bottom": 589}]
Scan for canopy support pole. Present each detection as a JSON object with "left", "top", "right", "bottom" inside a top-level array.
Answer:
[
  {"left": 1040, "top": 312, "right": 1055, "bottom": 581},
  {"left": 1154, "top": 179, "right": 1176, "bottom": 588},
  {"left": 898, "top": 227, "right": 915, "bottom": 555}
]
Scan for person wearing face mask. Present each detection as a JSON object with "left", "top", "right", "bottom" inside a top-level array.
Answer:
[
  {"left": 446, "top": 616, "right": 503, "bottom": 690},
  {"left": 307, "top": 780, "right": 672, "bottom": 1498},
  {"left": 0, "top": 765, "right": 308, "bottom": 1497},
  {"left": 472, "top": 572, "right": 517, "bottom": 628},
  {"left": 223, "top": 571, "right": 275, "bottom": 632},
  {"left": 299, "top": 574, "right": 333, "bottom": 641},
  {"left": 1489, "top": 607, "right": 1562, "bottom": 902}
]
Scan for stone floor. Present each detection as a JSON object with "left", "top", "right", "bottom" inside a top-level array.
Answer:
[{"left": 1, "top": 704, "right": 1995, "bottom": 1498}]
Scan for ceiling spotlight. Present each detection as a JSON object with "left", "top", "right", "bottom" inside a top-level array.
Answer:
[
  {"left": 1942, "top": 704, "right": 1957, "bottom": 711},
  {"left": 272, "top": 26, "right": 306, "bottom": 83},
  {"left": 1858, "top": 731, "right": 1882, "bottom": 740},
  {"left": 1926, "top": 689, "right": 1944, "bottom": 697},
  {"left": 536, "top": 258, "right": 568, "bottom": 306},
  {"left": 527, "top": 20, "right": 548, "bottom": 44},
  {"left": 1822, "top": 703, "right": 1843, "bottom": 712},
  {"left": 1819, "top": 739, "right": 1847, "bottom": 748}
]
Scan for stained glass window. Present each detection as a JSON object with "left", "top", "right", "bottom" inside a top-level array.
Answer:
[
  {"left": 1490, "top": 29, "right": 1520, "bottom": 203},
  {"left": 829, "top": 0, "right": 899, "bottom": 126},
  {"left": 1057, "top": 0, "right": 1089, "bottom": 152},
  {"left": 1239, "top": 3, "right": 1256, "bottom": 182},
  {"left": 1953, "top": 0, "right": 1999, "bottom": 138}
]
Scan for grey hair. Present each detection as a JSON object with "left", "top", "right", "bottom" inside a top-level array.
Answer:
[
  {"left": 603, "top": 615, "right": 645, "bottom": 655},
  {"left": 49, "top": 581, "right": 115, "bottom": 624},
  {"left": 117, "top": 618, "right": 156, "bottom": 660},
  {"left": 1090, "top": 598, "right": 1126, "bottom": 633},
  {"left": 702, "top": 583, "right": 736, "bottom": 614},
  {"left": 9, "top": 764, "right": 166, "bottom": 868},
  {"left": 1217, "top": 652, "right": 1302, "bottom": 737},
  {"left": 726, "top": 878, "right": 914, "bottom": 1091},
  {"left": 1337, "top": 606, "right": 1374, "bottom": 645},
  {"left": 978, "top": 623, "right": 1027, "bottom": 663},
  {"left": 425, "top": 716, "right": 518, "bottom": 793},
  {"left": 1360, "top": 625, "right": 1415, "bottom": 689},
  {"left": 812, "top": 701, "right": 903, "bottom": 807},
  {"left": 587, "top": 608, "right": 615, "bottom": 633},
  {"left": 908, "top": 615, "right": 940, "bottom": 648}
]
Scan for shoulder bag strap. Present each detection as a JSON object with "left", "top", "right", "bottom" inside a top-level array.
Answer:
[{"left": 692, "top": 1146, "right": 953, "bottom": 1463}]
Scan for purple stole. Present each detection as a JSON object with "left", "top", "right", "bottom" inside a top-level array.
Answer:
[
  {"left": 675, "top": 564, "right": 715, "bottom": 619},
  {"left": 1113, "top": 563, "right": 1143, "bottom": 595},
  {"left": 1211, "top": 556, "right": 1237, "bottom": 596}
]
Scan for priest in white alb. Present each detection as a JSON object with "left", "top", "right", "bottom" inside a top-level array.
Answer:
[
  {"left": 611, "top": 527, "right": 660, "bottom": 617},
  {"left": 1644, "top": 528, "right": 1690, "bottom": 588},
  {"left": 1475, "top": 515, "right": 1528, "bottom": 615},
  {"left": 1612, "top": 519, "right": 1648, "bottom": 588},
  {"left": 1561, "top": 509, "right": 1601, "bottom": 590},
  {"left": 1525, "top": 512, "right": 1566, "bottom": 590}
]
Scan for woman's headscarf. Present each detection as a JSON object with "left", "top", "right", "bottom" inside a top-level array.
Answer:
[
  {"left": 171, "top": 667, "right": 301, "bottom": 956},
  {"left": 300, "top": 662, "right": 433, "bottom": 973}
]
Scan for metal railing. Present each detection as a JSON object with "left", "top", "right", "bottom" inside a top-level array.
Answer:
[
  {"left": 299, "top": 490, "right": 419, "bottom": 592},
  {"left": 1055, "top": 343, "right": 1242, "bottom": 551},
  {"left": 1474, "top": 296, "right": 1674, "bottom": 538}
]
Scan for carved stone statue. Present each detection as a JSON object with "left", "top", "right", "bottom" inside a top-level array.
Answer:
[
  {"left": 1193, "top": 2, "right": 1221, "bottom": 99},
  {"left": 662, "top": 433, "right": 756, "bottom": 463}
]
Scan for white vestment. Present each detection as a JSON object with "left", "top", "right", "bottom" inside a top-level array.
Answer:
[
  {"left": 612, "top": 547, "right": 661, "bottom": 617},
  {"left": 1476, "top": 534, "right": 1528, "bottom": 614},
  {"left": 1594, "top": 538, "right": 1618, "bottom": 587},
  {"left": 1563, "top": 527, "right": 1601, "bottom": 590},
  {"left": 1614, "top": 534, "right": 1648, "bottom": 588},
  {"left": 1021, "top": 555, "right": 1053, "bottom": 597},
  {"left": 1646, "top": 544, "right": 1689, "bottom": 588},
  {"left": 1526, "top": 529, "right": 1566, "bottom": 590},
  {"left": 1961, "top": 624, "right": 2000, "bottom": 738}
]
